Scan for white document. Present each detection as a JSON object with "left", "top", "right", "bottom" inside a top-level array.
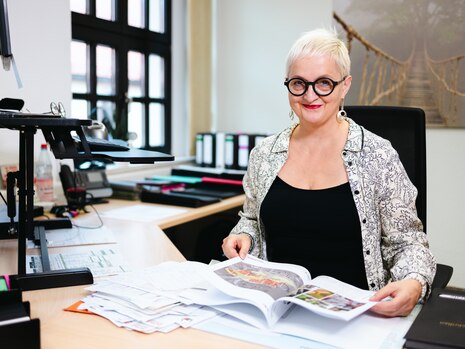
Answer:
[
  {"left": 101, "top": 204, "right": 187, "bottom": 223},
  {"left": 81, "top": 263, "right": 220, "bottom": 335},
  {"left": 108, "top": 260, "right": 208, "bottom": 293},
  {"left": 26, "top": 247, "right": 128, "bottom": 277},
  {"left": 195, "top": 306, "right": 419, "bottom": 349},
  {"left": 27, "top": 225, "right": 116, "bottom": 249},
  {"left": 181, "top": 255, "right": 376, "bottom": 328},
  {"left": 86, "top": 283, "right": 180, "bottom": 310}
]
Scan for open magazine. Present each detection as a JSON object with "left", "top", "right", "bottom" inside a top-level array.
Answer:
[{"left": 181, "top": 255, "right": 377, "bottom": 328}]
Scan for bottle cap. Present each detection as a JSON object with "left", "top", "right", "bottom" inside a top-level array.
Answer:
[{"left": 41, "top": 144, "right": 48, "bottom": 149}]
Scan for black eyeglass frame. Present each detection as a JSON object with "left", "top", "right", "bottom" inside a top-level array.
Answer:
[{"left": 284, "top": 76, "right": 347, "bottom": 97}]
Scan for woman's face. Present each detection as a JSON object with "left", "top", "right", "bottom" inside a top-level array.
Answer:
[{"left": 287, "top": 55, "right": 351, "bottom": 127}]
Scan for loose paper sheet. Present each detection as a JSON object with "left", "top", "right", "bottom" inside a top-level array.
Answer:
[
  {"left": 101, "top": 204, "right": 187, "bottom": 223},
  {"left": 26, "top": 247, "right": 128, "bottom": 277}
]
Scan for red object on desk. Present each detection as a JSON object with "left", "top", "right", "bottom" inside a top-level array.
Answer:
[{"left": 201, "top": 177, "right": 243, "bottom": 186}]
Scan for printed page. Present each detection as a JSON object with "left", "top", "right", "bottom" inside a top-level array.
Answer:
[
  {"left": 200, "top": 255, "right": 311, "bottom": 321},
  {"left": 272, "top": 305, "right": 412, "bottom": 349},
  {"left": 26, "top": 247, "right": 128, "bottom": 277},
  {"left": 274, "top": 275, "right": 376, "bottom": 321},
  {"left": 100, "top": 204, "right": 187, "bottom": 223},
  {"left": 26, "top": 225, "right": 116, "bottom": 249},
  {"left": 109, "top": 261, "right": 208, "bottom": 293}
]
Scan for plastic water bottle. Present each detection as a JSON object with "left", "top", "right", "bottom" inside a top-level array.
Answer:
[{"left": 35, "top": 143, "right": 54, "bottom": 202}]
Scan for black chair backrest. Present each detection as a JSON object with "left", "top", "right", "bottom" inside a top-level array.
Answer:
[{"left": 345, "top": 106, "right": 427, "bottom": 232}]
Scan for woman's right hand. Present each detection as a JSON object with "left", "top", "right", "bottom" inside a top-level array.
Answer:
[{"left": 222, "top": 234, "right": 251, "bottom": 259}]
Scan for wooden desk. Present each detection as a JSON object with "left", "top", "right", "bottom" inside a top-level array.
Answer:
[
  {"left": 95, "top": 195, "right": 245, "bottom": 229},
  {"left": 1, "top": 196, "right": 265, "bottom": 349}
]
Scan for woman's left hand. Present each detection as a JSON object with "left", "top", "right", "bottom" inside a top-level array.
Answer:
[{"left": 369, "top": 279, "right": 422, "bottom": 317}]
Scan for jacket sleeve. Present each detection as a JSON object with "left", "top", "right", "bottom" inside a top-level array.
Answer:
[
  {"left": 229, "top": 146, "right": 264, "bottom": 257},
  {"left": 377, "top": 145, "right": 436, "bottom": 299}
]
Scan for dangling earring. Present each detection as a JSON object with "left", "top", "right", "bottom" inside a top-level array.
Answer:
[
  {"left": 337, "top": 99, "right": 347, "bottom": 123},
  {"left": 289, "top": 109, "right": 295, "bottom": 121}
]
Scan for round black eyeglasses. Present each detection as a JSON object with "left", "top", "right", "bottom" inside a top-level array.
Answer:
[{"left": 284, "top": 77, "right": 346, "bottom": 97}]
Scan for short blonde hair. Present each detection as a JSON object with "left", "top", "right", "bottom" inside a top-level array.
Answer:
[{"left": 285, "top": 28, "right": 351, "bottom": 78}]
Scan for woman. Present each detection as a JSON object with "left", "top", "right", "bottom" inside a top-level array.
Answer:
[{"left": 222, "top": 28, "right": 436, "bottom": 317}]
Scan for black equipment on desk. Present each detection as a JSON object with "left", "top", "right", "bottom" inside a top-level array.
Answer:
[
  {"left": 60, "top": 164, "right": 112, "bottom": 207},
  {"left": 139, "top": 180, "right": 243, "bottom": 207},
  {"left": 0, "top": 289, "right": 40, "bottom": 349},
  {"left": 73, "top": 135, "right": 130, "bottom": 152},
  {"left": 0, "top": 110, "right": 174, "bottom": 291},
  {"left": 140, "top": 188, "right": 221, "bottom": 207}
]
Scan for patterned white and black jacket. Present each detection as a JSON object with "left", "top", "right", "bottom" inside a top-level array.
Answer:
[{"left": 229, "top": 118, "right": 436, "bottom": 299}]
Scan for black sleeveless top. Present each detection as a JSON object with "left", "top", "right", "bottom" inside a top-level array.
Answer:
[{"left": 260, "top": 176, "right": 369, "bottom": 289}]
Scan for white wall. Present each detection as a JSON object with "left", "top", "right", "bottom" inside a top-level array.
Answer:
[
  {"left": 0, "top": 0, "right": 71, "bottom": 165},
  {"left": 426, "top": 129, "right": 465, "bottom": 287},
  {"left": 213, "top": 0, "right": 332, "bottom": 134},
  {"left": 213, "top": 0, "right": 465, "bottom": 287}
]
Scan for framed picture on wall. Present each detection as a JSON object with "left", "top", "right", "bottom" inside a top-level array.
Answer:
[{"left": 333, "top": 0, "right": 465, "bottom": 128}]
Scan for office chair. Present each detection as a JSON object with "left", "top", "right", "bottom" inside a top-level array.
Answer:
[{"left": 345, "top": 105, "right": 453, "bottom": 290}]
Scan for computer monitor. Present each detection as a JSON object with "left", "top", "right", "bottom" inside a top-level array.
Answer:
[{"left": 0, "top": 0, "right": 13, "bottom": 71}]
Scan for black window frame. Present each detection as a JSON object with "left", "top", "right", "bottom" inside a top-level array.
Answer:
[{"left": 71, "top": 0, "right": 172, "bottom": 154}]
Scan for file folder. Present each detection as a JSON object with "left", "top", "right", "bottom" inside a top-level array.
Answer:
[
  {"left": 202, "top": 133, "right": 215, "bottom": 167},
  {"left": 195, "top": 133, "right": 203, "bottom": 166},
  {"left": 225, "top": 133, "right": 238, "bottom": 169}
]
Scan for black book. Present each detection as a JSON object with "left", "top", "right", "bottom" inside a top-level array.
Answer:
[
  {"left": 404, "top": 288, "right": 465, "bottom": 349},
  {"left": 0, "top": 301, "right": 30, "bottom": 326},
  {"left": 0, "top": 290, "right": 30, "bottom": 326},
  {"left": 140, "top": 189, "right": 220, "bottom": 208}
]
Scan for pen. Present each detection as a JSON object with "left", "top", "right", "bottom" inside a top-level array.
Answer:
[{"left": 439, "top": 293, "right": 465, "bottom": 301}]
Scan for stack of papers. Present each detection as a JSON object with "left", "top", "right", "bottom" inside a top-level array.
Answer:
[
  {"left": 77, "top": 261, "right": 219, "bottom": 333},
  {"left": 74, "top": 257, "right": 417, "bottom": 348}
]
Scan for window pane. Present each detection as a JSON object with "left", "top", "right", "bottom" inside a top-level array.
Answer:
[
  {"left": 96, "top": 100, "right": 116, "bottom": 136},
  {"left": 70, "top": 0, "right": 87, "bottom": 14},
  {"left": 71, "top": 41, "right": 89, "bottom": 93},
  {"left": 149, "top": 103, "right": 164, "bottom": 147},
  {"left": 149, "top": 54, "right": 164, "bottom": 98},
  {"left": 149, "top": 0, "right": 165, "bottom": 33},
  {"left": 128, "top": 102, "right": 144, "bottom": 148},
  {"left": 96, "top": 45, "right": 116, "bottom": 95},
  {"left": 71, "top": 99, "right": 89, "bottom": 119},
  {"left": 96, "top": 0, "right": 114, "bottom": 21},
  {"left": 128, "top": 0, "right": 145, "bottom": 28},
  {"left": 128, "top": 51, "right": 145, "bottom": 97}
]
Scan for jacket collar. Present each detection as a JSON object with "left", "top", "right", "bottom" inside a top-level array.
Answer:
[
  {"left": 270, "top": 123, "right": 297, "bottom": 153},
  {"left": 270, "top": 118, "right": 364, "bottom": 154},
  {"left": 344, "top": 118, "right": 364, "bottom": 152}
]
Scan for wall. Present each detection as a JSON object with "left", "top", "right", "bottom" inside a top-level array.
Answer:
[
  {"left": 213, "top": 0, "right": 465, "bottom": 287},
  {"left": 426, "top": 129, "right": 465, "bottom": 286},
  {"left": 213, "top": 0, "right": 333, "bottom": 134},
  {"left": 0, "top": 0, "right": 71, "bottom": 166}
]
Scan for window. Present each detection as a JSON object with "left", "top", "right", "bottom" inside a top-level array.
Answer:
[{"left": 70, "top": 0, "right": 171, "bottom": 153}]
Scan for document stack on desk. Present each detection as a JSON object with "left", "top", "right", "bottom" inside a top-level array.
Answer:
[
  {"left": 75, "top": 261, "right": 220, "bottom": 333},
  {"left": 73, "top": 256, "right": 417, "bottom": 348}
]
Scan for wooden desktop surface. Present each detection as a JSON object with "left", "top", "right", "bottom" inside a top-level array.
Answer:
[
  {"left": 96, "top": 195, "right": 245, "bottom": 229},
  {"left": 1, "top": 196, "right": 266, "bottom": 349}
]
